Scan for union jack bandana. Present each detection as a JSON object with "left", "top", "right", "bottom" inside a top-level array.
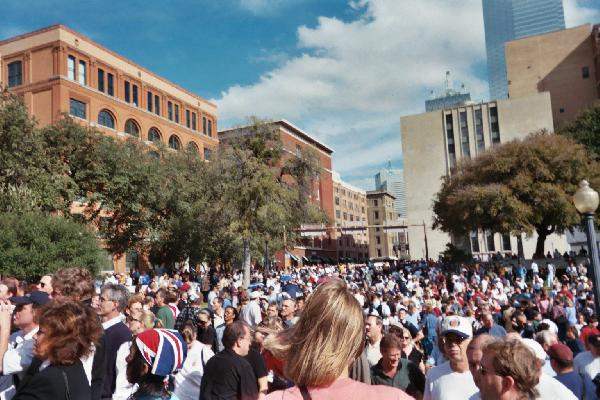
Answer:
[{"left": 135, "top": 329, "right": 187, "bottom": 376}]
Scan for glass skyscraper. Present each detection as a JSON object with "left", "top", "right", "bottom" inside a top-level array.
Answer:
[
  {"left": 374, "top": 164, "right": 407, "bottom": 218},
  {"left": 483, "top": 0, "right": 565, "bottom": 100}
]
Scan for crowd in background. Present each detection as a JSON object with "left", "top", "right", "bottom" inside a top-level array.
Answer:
[{"left": 0, "top": 254, "right": 597, "bottom": 399}]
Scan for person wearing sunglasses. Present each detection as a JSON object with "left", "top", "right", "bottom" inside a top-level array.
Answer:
[
  {"left": 423, "top": 316, "right": 478, "bottom": 400},
  {"left": 36, "top": 276, "right": 52, "bottom": 296},
  {"left": 475, "top": 339, "right": 539, "bottom": 400}
]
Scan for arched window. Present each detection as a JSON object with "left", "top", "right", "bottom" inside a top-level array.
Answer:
[
  {"left": 168, "top": 135, "right": 181, "bottom": 150},
  {"left": 148, "top": 151, "right": 160, "bottom": 160},
  {"left": 148, "top": 127, "right": 162, "bottom": 143},
  {"left": 97, "top": 109, "right": 115, "bottom": 129},
  {"left": 187, "top": 142, "right": 200, "bottom": 154},
  {"left": 124, "top": 119, "right": 140, "bottom": 137}
]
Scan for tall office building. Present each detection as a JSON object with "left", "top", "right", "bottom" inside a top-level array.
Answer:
[
  {"left": 400, "top": 92, "right": 570, "bottom": 260},
  {"left": 483, "top": 0, "right": 565, "bottom": 100},
  {"left": 374, "top": 163, "right": 407, "bottom": 218}
]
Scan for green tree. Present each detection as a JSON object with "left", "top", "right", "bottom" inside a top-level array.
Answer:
[
  {"left": 0, "top": 212, "right": 108, "bottom": 279},
  {"left": 0, "top": 91, "right": 78, "bottom": 214},
  {"left": 559, "top": 103, "right": 600, "bottom": 157},
  {"left": 212, "top": 119, "right": 326, "bottom": 286},
  {"left": 433, "top": 132, "right": 599, "bottom": 258}
]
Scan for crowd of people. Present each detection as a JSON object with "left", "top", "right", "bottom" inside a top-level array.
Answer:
[{"left": 0, "top": 255, "right": 597, "bottom": 399}]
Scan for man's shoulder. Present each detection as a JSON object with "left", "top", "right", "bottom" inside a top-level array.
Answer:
[{"left": 426, "top": 361, "right": 451, "bottom": 381}]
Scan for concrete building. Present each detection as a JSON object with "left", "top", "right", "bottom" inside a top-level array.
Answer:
[
  {"left": 506, "top": 24, "right": 600, "bottom": 128},
  {"left": 332, "top": 172, "right": 369, "bottom": 262},
  {"left": 374, "top": 164, "right": 407, "bottom": 218},
  {"left": 366, "top": 190, "right": 406, "bottom": 259},
  {"left": 401, "top": 92, "right": 570, "bottom": 260},
  {"left": 219, "top": 120, "right": 335, "bottom": 263},
  {"left": 0, "top": 25, "right": 218, "bottom": 272},
  {"left": 483, "top": 0, "right": 565, "bottom": 100}
]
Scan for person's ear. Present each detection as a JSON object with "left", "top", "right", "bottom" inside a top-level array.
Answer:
[{"left": 502, "top": 376, "right": 515, "bottom": 393}]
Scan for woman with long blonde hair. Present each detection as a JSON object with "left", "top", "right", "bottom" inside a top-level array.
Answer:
[{"left": 264, "top": 278, "right": 413, "bottom": 399}]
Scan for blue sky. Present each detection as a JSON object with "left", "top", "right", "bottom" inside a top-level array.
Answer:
[{"left": 2, "top": 0, "right": 600, "bottom": 190}]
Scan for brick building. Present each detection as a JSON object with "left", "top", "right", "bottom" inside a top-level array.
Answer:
[
  {"left": 506, "top": 23, "right": 600, "bottom": 128},
  {"left": 0, "top": 25, "right": 218, "bottom": 271},
  {"left": 332, "top": 172, "right": 369, "bottom": 262},
  {"left": 219, "top": 120, "right": 335, "bottom": 264}
]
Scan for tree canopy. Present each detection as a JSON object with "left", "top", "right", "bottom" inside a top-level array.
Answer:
[
  {"left": 0, "top": 91, "right": 326, "bottom": 278},
  {"left": 0, "top": 212, "right": 108, "bottom": 279},
  {"left": 559, "top": 103, "right": 600, "bottom": 158},
  {"left": 433, "top": 131, "right": 599, "bottom": 257}
]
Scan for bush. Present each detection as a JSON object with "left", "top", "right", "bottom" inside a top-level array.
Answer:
[{"left": 0, "top": 212, "right": 108, "bottom": 280}]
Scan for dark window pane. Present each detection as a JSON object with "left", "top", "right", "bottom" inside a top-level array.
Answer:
[
  {"left": 582, "top": 66, "right": 590, "bottom": 79},
  {"left": 154, "top": 95, "right": 160, "bottom": 116},
  {"left": 8, "top": 61, "right": 23, "bottom": 87},
  {"left": 98, "top": 69, "right": 105, "bottom": 92},
  {"left": 208, "top": 119, "right": 212, "bottom": 137},
  {"left": 147, "top": 91, "right": 153, "bottom": 112},
  {"left": 168, "top": 135, "right": 181, "bottom": 150},
  {"left": 204, "top": 147, "right": 212, "bottom": 160},
  {"left": 124, "top": 81, "right": 131, "bottom": 103},
  {"left": 132, "top": 85, "right": 138, "bottom": 106},
  {"left": 174, "top": 104, "right": 179, "bottom": 123},
  {"left": 107, "top": 73, "right": 114, "bottom": 96},
  {"left": 69, "top": 98, "right": 86, "bottom": 119},
  {"left": 168, "top": 101, "right": 173, "bottom": 121},
  {"left": 186, "top": 110, "right": 191, "bottom": 128},
  {"left": 148, "top": 128, "right": 161, "bottom": 143},
  {"left": 202, "top": 117, "right": 207, "bottom": 134},
  {"left": 98, "top": 109, "right": 115, "bottom": 129},
  {"left": 192, "top": 113, "right": 197, "bottom": 130},
  {"left": 125, "top": 119, "right": 140, "bottom": 137}
]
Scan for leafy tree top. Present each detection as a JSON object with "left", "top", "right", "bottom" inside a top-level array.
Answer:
[{"left": 433, "top": 132, "right": 599, "bottom": 241}]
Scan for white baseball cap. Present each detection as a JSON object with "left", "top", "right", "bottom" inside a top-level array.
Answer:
[
  {"left": 522, "top": 338, "right": 547, "bottom": 361},
  {"left": 441, "top": 316, "right": 473, "bottom": 339}
]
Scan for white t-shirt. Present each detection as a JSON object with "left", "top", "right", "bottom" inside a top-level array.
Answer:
[
  {"left": 174, "top": 341, "right": 214, "bottom": 400},
  {"left": 0, "top": 327, "right": 38, "bottom": 400},
  {"left": 365, "top": 339, "right": 382, "bottom": 367},
  {"left": 580, "top": 355, "right": 600, "bottom": 400},
  {"left": 423, "top": 361, "right": 478, "bottom": 400}
]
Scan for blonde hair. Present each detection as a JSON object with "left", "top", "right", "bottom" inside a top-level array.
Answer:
[{"left": 264, "top": 278, "right": 364, "bottom": 387}]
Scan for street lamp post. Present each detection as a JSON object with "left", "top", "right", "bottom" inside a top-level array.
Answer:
[{"left": 573, "top": 180, "right": 600, "bottom": 313}]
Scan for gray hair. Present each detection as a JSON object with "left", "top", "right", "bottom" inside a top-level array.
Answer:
[
  {"left": 535, "top": 329, "right": 557, "bottom": 347},
  {"left": 101, "top": 284, "right": 129, "bottom": 312}
]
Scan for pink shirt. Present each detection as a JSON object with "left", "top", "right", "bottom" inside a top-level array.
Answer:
[{"left": 265, "top": 377, "right": 414, "bottom": 400}]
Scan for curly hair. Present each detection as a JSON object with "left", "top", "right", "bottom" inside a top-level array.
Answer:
[
  {"left": 36, "top": 299, "right": 103, "bottom": 366},
  {"left": 52, "top": 267, "right": 95, "bottom": 301}
]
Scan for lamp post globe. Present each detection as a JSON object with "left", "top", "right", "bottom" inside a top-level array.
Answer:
[
  {"left": 574, "top": 180, "right": 599, "bottom": 215},
  {"left": 574, "top": 180, "right": 600, "bottom": 314}
]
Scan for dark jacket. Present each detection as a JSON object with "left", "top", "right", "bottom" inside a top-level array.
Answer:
[
  {"left": 102, "top": 321, "right": 131, "bottom": 398},
  {"left": 13, "top": 360, "right": 91, "bottom": 400}
]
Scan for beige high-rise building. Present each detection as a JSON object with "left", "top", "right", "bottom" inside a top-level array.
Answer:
[
  {"left": 332, "top": 172, "right": 369, "bottom": 262},
  {"left": 506, "top": 23, "right": 599, "bottom": 128},
  {"left": 366, "top": 190, "right": 399, "bottom": 259},
  {"left": 401, "top": 92, "right": 570, "bottom": 260}
]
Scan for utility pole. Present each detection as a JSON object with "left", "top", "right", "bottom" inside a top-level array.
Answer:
[{"left": 423, "top": 221, "right": 429, "bottom": 261}]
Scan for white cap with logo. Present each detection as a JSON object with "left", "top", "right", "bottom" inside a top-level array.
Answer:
[{"left": 441, "top": 316, "right": 473, "bottom": 339}]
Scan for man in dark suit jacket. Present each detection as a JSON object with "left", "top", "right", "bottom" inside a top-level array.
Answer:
[{"left": 97, "top": 284, "right": 132, "bottom": 400}]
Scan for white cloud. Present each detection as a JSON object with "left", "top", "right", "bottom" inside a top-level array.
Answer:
[
  {"left": 214, "top": 1, "right": 490, "bottom": 189},
  {"left": 564, "top": 0, "right": 600, "bottom": 27}
]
